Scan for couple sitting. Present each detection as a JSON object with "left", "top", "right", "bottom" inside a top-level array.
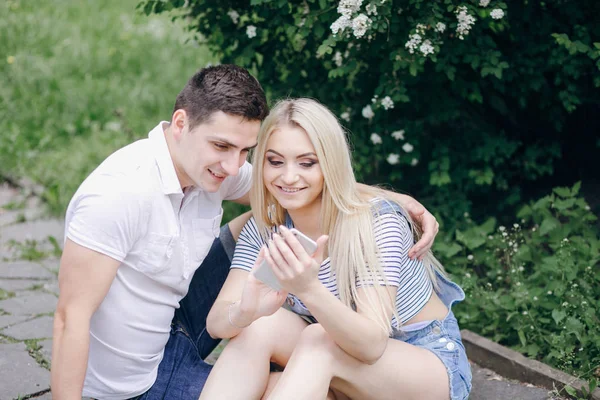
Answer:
[{"left": 52, "top": 65, "right": 471, "bottom": 400}]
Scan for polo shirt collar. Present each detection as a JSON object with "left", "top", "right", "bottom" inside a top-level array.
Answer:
[{"left": 148, "top": 121, "right": 184, "bottom": 196}]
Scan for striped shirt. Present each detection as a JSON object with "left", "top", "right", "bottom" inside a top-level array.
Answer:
[{"left": 230, "top": 206, "right": 433, "bottom": 327}]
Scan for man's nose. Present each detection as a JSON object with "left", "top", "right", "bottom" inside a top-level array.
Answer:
[{"left": 222, "top": 154, "right": 240, "bottom": 176}]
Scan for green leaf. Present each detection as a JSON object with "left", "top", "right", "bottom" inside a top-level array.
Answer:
[
  {"left": 571, "top": 181, "right": 581, "bottom": 196},
  {"left": 564, "top": 385, "right": 578, "bottom": 397},
  {"left": 434, "top": 241, "right": 463, "bottom": 258},
  {"left": 552, "top": 309, "right": 566, "bottom": 324},
  {"left": 518, "top": 330, "right": 527, "bottom": 346},
  {"left": 539, "top": 217, "right": 560, "bottom": 236},
  {"left": 553, "top": 186, "right": 571, "bottom": 197}
]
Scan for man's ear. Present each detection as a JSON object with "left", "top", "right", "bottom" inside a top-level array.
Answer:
[{"left": 171, "top": 109, "right": 187, "bottom": 139}]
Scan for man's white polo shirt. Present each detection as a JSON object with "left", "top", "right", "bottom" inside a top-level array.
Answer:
[{"left": 64, "top": 122, "right": 252, "bottom": 399}]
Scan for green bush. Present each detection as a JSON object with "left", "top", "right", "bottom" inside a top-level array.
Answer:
[
  {"left": 437, "top": 182, "right": 599, "bottom": 380},
  {"left": 142, "top": 0, "right": 600, "bottom": 224}
]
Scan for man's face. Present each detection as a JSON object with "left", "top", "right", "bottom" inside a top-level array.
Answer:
[{"left": 173, "top": 111, "right": 260, "bottom": 192}]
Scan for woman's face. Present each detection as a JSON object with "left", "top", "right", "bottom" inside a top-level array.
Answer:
[{"left": 262, "top": 124, "right": 324, "bottom": 214}]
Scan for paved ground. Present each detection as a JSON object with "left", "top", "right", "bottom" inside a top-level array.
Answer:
[{"left": 0, "top": 182, "right": 565, "bottom": 399}]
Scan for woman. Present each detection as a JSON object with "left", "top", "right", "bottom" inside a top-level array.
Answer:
[{"left": 200, "top": 98, "right": 472, "bottom": 400}]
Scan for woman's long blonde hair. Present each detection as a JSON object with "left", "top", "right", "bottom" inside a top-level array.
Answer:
[{"left": 250, "top": 98, "right": 445, "bottom": 334}]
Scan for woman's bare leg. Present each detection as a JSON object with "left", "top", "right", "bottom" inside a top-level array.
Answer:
[
  {"left": 262, "top": 372, "right": 342, "bottom": 400},
  {"left": 199, "top": 308, "right": 308, "bottom": 400},
  {"left": 267, "top": 324, "right": 450, "bottom": 400}
]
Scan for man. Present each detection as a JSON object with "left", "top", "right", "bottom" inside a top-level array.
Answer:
[{"left": 51, "top": 64, "right": 439, "bottom": 399}]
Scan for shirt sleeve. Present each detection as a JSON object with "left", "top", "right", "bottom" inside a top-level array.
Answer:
[
  {"left": 359, "top": 212, "right": 423, "bottom": 287},
  {"left": 230, "top": 217, "right": 266, "bottom": 272},
  {"left": 66, "top": 189, "right": 148, "bottom": 262},
  {"left": 222, "top": 161, "right": 253, "bottom": 201}
]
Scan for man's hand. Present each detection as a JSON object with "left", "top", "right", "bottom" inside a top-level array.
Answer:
[{"left": 400, "top": 196, "right": 439, "bottom": 260}]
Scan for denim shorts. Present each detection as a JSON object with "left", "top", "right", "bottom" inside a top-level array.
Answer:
[{"left": 392, "top": 272, "right": 472, "bottom": 400}]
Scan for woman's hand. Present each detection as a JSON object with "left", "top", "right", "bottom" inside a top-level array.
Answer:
[
  {"left": 239, "top": 248, "right": 289, "bottom": 323},
  {"left": 264, "top": 226, "right": 329, "bottom": 297}
]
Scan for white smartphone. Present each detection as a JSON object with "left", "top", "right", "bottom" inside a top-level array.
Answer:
[{"left": 253, "top": 228, "right": 318, "bottom": 291}]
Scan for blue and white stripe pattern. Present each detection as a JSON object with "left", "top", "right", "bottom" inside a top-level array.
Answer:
[{"left": 230, "top": 205, "right": 433, "bottom": 325}]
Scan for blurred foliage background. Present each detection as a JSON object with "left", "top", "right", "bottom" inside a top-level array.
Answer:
[
  {"left": 0, "top": 0, "right": 215, "bottom": 214},
  {"left": 1, "top": 0, "right": 599, "bottom": 387}
]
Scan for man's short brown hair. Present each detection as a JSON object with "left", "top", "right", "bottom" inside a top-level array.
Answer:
[{"left": 173, "top": 64, "right": 269, "bottom": 128}]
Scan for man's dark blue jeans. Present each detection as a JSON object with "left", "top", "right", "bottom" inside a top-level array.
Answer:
[{"left": 132, "top": 224, "right": 236, "bottom": 400}]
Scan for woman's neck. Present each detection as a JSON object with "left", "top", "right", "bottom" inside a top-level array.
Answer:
[{"left": 286, "top": 201, "right": 323, "bottom": 241}]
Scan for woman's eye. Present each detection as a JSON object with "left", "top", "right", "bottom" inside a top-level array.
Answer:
[
  {"left": 267, "top": 158, "right": 283, "bottom": 166},
  {"left": 300, "top": 162, "right": 317, "bottom": 168}
]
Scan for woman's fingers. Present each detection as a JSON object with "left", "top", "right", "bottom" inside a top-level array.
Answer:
[{"left": 278, "top": 226, "right": 312, "bottom": 264}]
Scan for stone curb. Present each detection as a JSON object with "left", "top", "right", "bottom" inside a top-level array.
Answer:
[{"left": 461, "top": 329, "right": 600, "bottom": 400}]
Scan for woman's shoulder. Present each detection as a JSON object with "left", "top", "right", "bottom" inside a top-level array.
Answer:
[
  {"left": 368, "top": 198, "right": 413, "bottom": 241},
  {"left": 368, "top": 197, "right": 409, "bottom": 219}
]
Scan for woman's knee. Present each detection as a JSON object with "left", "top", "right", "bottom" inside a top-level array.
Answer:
[{"left": 295, "top": 324, "right": 338, "bottom": 357}]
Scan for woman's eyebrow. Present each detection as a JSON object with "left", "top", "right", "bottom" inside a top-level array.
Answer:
[{"left": 266, "top": 149, "right": 317, "bottom": 158}]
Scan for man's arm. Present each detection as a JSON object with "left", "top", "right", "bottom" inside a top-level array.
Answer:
[
  {"left": 229, "top": 190, "right": 250, "bottom": 206},
  {"left": 356, "top": 183, "right": 439, "bottom": 260},
  {"left": 51, "top": 239, "right": 120, "bottom": 400}
]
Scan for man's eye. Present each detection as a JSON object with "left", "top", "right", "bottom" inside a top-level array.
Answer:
[{"left": 214, "top": 143, "right": 228, "bottom": 150}]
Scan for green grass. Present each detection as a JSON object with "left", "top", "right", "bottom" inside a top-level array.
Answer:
[{"left": 0, "top": 0, "right": 215, "bottom": 215}]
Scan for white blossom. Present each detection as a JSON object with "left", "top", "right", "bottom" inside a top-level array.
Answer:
[
  {"left": 371, "top": 94, "right": 379, "bottom": 103},
  {"left": 227, "top": 10, "right": 240, "bottom": 24},
  {"left": 419, "top": 39, "right": 435, "bottom": 56},
  {"left": 416, "top": 23, "right": 427, "bottom": 34},
  {"left": 479, "top": 0, "right": 490, "bottom": 6},
  {"left": 467, "top": 254, "right": 474, "bottom": 260},
  {"left": 456, "top": 6, "right": 476, "bottom": 40},
  {"left": 331, "top": 15, "right": 352, "bottom": 35},
  {"left": 340, "top": 111, "right": 351, "bottom": 122},
  {"left": 405, "top": 33, "right": 422, "bottom": 54},
  {"left": 465, "top": 272, "right": 471, "bottom": 278},
  {"left": 370, "top": 133, "right": 382, "bottom": 144},
  {"left": 362, "top": 104, "right": 374, "bottom": 119},
  {"left": 402, "top": 142, "right": 414, "bottom": 153},
  {"left": 352, "top": 14, "right": 371, "bottom": 38},
  {"left": 585, "top": 205, "right": 591, "bottom": 210},
  {"left": 337, "top": 0, "right": 363, "bottom": 17},
  {"left": 246, "top": 25, "right": 257, "bottom": 38},
  {"left": 499, "top": 226, "right": 506, "bottom": 231},
  {"left": 411, "top": 158, "right": 419, "bottom": 166},
  {"left": 366, "top": 3, "right": 377, "bottom": 15},
  {"left": 522, "top": 311, "right": 528, "bottom": 315},
  {"left": 387, "top": 153, "right": 400, "bottom": 165},
  {"left": 391, "top": 130, "right": 405, "bottom": 140},
  {"left": 435, "top": 22, "right": 446, "bottom": 33},
  {"left": 381, "top": 96, "right": 394, "bottom": 110},
  {"left": 333, "top": 51, "right": 343, "bottom": 67},
  {"left": 533, "top": 296, "right": 538, "bottom": 301},
  {"left": 490, "top": 8, "right": 504, "bottom": 19}
]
